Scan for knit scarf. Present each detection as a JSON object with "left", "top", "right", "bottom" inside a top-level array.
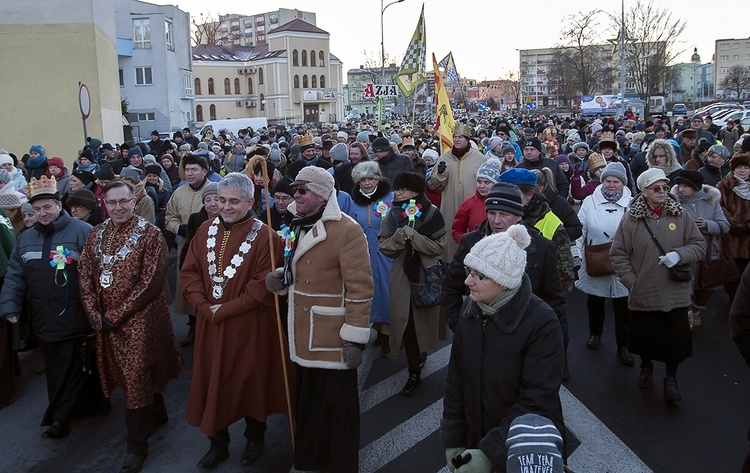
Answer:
[
  {"left": 452, "top": 143, "right": 470, "bottom": 159},
  {"left": 478, "top": 285, "right": 520, "bottom": 317},
  {"left": 600, "top": 187, "right": 624, "bottom": 204},
  {"left": 282, "top": 207, "right": 325, "bottom": 285},
  {"left": 298, "top": 155, "right": 319, "bottom": 167},
  {"left": 27, "top": 155, "right": 47, "bottom": 169},
  {"left": 46, "top": 167, "right": 64, "bottom": 179},
  {"left": 732, "top": 174, "right": 750, "bottom": 200}
]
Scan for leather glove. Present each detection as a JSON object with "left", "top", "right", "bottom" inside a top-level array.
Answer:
[
  {"left": 445, "top": 447, "right": 466, "bottom": 472},
  {"left": 101, "top": 316, "right": 116, "bottom": 332},
  {"left": 437, "top": 161, "right": 447, "bottom": 174},
  {"left": 177, "top": 224, "right": 187, "bottom": 237},
  {"left": 341, "top": 342, "right": 365, "bottom": 369},
  {"left": 658, "top": 251, "right": 681, "bottom": 268},
  {"left": 455, "top": 449, "right": 493, "bottom": 473},
  {"left": 264, "top": 268, "right": 286, "bottom": 293}
]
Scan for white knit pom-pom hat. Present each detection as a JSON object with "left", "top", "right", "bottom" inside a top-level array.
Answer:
[{"left": 464, "top": 224, "right": 531, "bottom": 289}]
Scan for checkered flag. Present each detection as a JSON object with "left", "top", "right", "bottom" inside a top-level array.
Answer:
[{"left": 395, "top": 5, "right": 426, "bottom": 97}]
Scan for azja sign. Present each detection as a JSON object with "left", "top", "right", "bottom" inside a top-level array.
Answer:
[{"left": 363, "top": 83, "right": 398, "bottom": 98}]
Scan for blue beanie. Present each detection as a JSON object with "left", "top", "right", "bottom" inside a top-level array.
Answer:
[
  {"left": 128, "top": 147, "right": 143, "bottom": 158},
  {"left": 499, "top": 168, "right": 538, "bottom": 186},
  {"left": 29, "top": 145, "right": 45, "bottom": 158}
]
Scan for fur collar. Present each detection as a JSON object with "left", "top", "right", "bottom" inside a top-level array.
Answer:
[
  {"left": 461, "top": 275, "right": 532, "bottom": 334},
  {"left": 671, "top": 184, "right": 721, "bottom": 206},
  {"left": 628, "top": 192, "right": 683, "bottom": 221},
  {"left": 350, "top": 178, "right": 392, "bottom": 206}
]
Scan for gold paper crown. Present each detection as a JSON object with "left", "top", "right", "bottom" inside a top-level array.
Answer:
[
  {"left": 401, "top": 137, "right": 415, "bottom": 148},
  {"left": 27, "top": 175, "right": 58, "bottom": 199},
  {"left": 299, "top": 134, "right": 315, "bottom": 147},
  {"left": 454, "top": 123, "right": 473, "bottom": 138},
  {"left": 600, "top": 131, "right": 616, "bottom": 143},
  {"left": 588, "top": 153, "right": 607, "bottom": 171}
]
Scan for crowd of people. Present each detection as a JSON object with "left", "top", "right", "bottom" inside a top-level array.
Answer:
[{"left": 1, "top": 108, "right": 750, "bottom": 472}]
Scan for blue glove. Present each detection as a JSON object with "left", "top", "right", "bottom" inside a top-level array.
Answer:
[{"left": 455, "top": 449, "right": 493, "bottom": 473}]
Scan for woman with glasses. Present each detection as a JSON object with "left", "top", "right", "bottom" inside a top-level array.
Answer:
[
  {"left": 611, "top": 168, "right": 705, "bottom": 402},
  {"left": 259, "top": 175, "right": 294, "bottom": 232},
  {"left": 379, "top": 172, "right": 446, "bottom": 396},
  {"left": 645, "top": 139, "right": 683, "bottom": 186}
]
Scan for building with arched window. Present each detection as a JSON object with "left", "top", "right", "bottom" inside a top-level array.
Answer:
[{"left": 192, "top": 18, "right": 343, "bottom": 125}]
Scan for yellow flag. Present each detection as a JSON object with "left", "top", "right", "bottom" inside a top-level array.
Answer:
[{"left": 433, "top": 53, "right": 454, "bottom": 153}]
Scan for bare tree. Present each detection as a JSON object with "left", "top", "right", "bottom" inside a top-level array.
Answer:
[
  {"left": 359, "top": 49, "right": 400, "bottom": 69},
  {"left": 719, "top": 65, "right": 750, "bottom": 100},
  {"left": 612, "top": 0, "right": 686, "bottom": 101},
  {"left": 499, "top": 70, "right": 521, "bottom": 108},
  {"left": 191, "top": 12, "right": 241, "bottom": 46}
]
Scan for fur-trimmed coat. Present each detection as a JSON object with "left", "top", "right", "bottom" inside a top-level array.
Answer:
[
  {"left": 441, "top": 275, "right": 565, "bottom": 469},
  {"left": 610, "top": 193, "right": 706, "bottom": 312},
  {"left": 717, "top": 171, "right": 750, "bottom": 259},
  {"left": 671, "top": 184, "right": 730, "bottom": 261}
]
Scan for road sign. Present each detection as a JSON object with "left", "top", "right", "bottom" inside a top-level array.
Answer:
[
  {"left": 78, "top": 81, "right": 91, "bottom": 119},
  {"left": 363, "top": 83, "right": 398, "bottom": 99},
  {"left": 526, "top": 101, "right": 537, "bottom": 109}
]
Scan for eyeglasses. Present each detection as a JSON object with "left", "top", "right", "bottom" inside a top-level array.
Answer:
[
  {"left": 274, "top": 195, "right": 294, "bottom": 203},
  {"left": 464, "top": 266, "right": 489, "bottom": 281},
  {"left": 647, "top": 185, "right": 670, "bottom": 193},
  {"left": 294, "top": 188, "right": 307, "bottom": 195},
  {"left": 104, "top": 197, "right": 135, "bottom": 207}
]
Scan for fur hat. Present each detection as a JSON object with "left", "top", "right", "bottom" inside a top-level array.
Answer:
[
  {"left": 476, "top": 158, "right": 502, "bottom": 184},
  {"left": 730, "top": 152, "right": 750, "bottom": 171},
  {"left": 422, "top": 148, "right": 439, "bottom": 165},
  {"left": 600, "top": 162, "right": 628, "bottom": 185},
  {"left": 505, "top": 413, "right": 564, "bottom": 473},
  {"left": 637, "top": 168, "right": 669, "bottom": 191},
  {"left": 393, "top": 172, "right": 426, "bottom": 194},
  {"left": 485, "top": 182, "right": 524, "bottom": 216},
  {"left": 182, "top": 153, "right": 209, "bottom": 170},
  {"left": 66, "top": 189, "right": 98, "bottom": 211},
  {"left": 351, "top": 161, "right": 381, "bottom": 183},
  {"left": 464, "top": 224, "right": 530, "bottom": 289},
  {"left": 291, "top": 166, "right": 335, "bottom": 201}
]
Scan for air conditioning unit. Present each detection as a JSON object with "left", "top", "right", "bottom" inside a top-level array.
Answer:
[
  {"left": 248, "top": 67, "right": 256, "bottom": 74},
  {"left": 246, "top": 101, "right": 256, "bottom": 108},
  {"left": 235, "top": 101, "right": 243, "bottom": 107},
  {"left": 238, "top": 68, "right": 244, "bottom": 75}
]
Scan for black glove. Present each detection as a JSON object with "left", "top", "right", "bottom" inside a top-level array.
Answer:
[
  {"left": 437, "top": 161, "right": 447, "bottom": 174},
  {"left": 101, "top": 316, "right": 116, "bottom": 332},
  {"left": 177, "top": 224, "right": 187, "bottom": 237}
]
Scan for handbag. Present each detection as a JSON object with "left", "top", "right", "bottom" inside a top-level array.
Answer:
[
  {"left": 411, "top": 262, "right": 444, "bottom": 308},
  {"left": 642, "top": 219, "right": 693, "bottom": 282},
  {"left": 695, "top": 236, "right": 741, "bottom": 290},
  {"left": 584, "top": 239, "right": 615, "bottom": 277}
]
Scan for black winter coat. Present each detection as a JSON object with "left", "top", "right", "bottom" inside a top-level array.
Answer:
[
  {"left": 543, "top": 188, "right": 583, "bottom": 241},
  {"left": 515, "top": 157, "right": 570, "bottom": 198},
  {"left": 730, "top": 264, "right": 750, "bottom": 366},
  {"left": 443, "top": 221, "right": 566, "bottom": 330},
  {"left": 376, "top": 150, "right": 415, "bottom": 185},
  {"left": 441, "top": 275, "right": 565, "bottom": 468}
]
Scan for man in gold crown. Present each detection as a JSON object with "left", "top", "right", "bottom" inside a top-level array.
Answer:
[
  {"left": 79, "top": 179, "right": 182, "bottom": 473},
  {"left": 285, "top": 134, "right": 332, "bottom": 180},
  {"left": 0, "top": 175, "right": 108, "bottom": 439}
]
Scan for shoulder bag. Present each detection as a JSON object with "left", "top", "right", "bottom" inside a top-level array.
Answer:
[
  {"left": 641, "top": 218, "right": 693, "bottom": 282},
  {"left": 695, "top": 236, "right": 741, "bottom": 290},
  {"left": 584, "top": 239, "right": 615, "bottom": 277}
]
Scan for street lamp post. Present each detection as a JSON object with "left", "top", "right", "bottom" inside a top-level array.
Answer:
[{"left": 380, "top": 0, "right": 404, "bottom": 124}]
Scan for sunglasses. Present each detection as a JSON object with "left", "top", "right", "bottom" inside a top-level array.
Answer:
[
  {"left": 294, "top": 188, "right": 307, "bottom": 195},
  {"left": 647, "top": 185, "right": 670, "bottom": 192}
]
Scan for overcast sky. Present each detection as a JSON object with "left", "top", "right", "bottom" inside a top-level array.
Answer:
[{"left": 158, "top": 0, "right": 747, "bottom": 81}]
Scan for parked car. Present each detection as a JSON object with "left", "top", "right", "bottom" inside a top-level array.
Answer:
[
  {"left": 713, "top": 110, "right": 750, "bottom": 127},
  {"left": 672, "top": 104, "right": 688, "bottom": 116}
]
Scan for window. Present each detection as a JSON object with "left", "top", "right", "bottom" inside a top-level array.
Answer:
[
  {"left": 234, "top": 78, "right": 240, "bottom": 94},
  {"left": 224, "top": 78, "right": 231, "bottom": 95},
  {"left": 137, "top": 112, "right": 155, "bottom": 121},
  {"left": 194, "top": 77, "right": 202, "bottom": 95},
  {"left": 720, "top": 44, "right": 729, "bottom": 51},
  {"left": 311, "top": 75, "right": 317, "bottom": 88},
  {"left": 196, "top": 105, "right": 203, "bottom": 122},
  {"left": 303, "top": 75, "right": 308, "bottom": 88},
  {"left": 734, "top": 43, "right": 740, "bottom": 49},
  {"left": 294, "top": 75, "right": 299, "bottom": 89},
  {"left": 133, "top": 19, "right": 151, "bottom": 49},
  {"left": 183, "top": 71, "right": 193, "bottom": 97},
  {"left": 747, "top": 42, "right": 750, "bottom": 48},
  {"left": 209, "top": 104, "right": 216, "bottom": 121},
  {"left": 165, "top": 20, "right": 174, "bottom": 51},
  {"left": 302, "top": 50, "right": 307, "bottom": 67},
  {"left": 119, "top": 68, "right": 124, "bottom": 87},
  {"left": 293, "top": 50, "right": 299, "bottom": 66},
  {"left": 720, "top": 68, "right": 728, "bottom": 74},
  {"left": 258, "top": 67, "right": 264, "bottom": 85},
  {"left": 319, "top": 51, "right": 324, "bottom": 66},
  {"left": 256, "top": 25, "right": 265, "bottom": 33},
  {"left": 320, "top": 75, "right": 325, "bottom": 88},
  {"left": 310, "top": 50, "right": 316, "bottom": 67},
  {"left": 208, "top": 78, "right": 215, "bottom": 95},
  {"left": 255, "top": 16, "right": 264, "bottom": 24},
  {"left": 746, "top": 54, "right": 750, "bottom": 60},
  {"left": 721, "top": 55, "right": 729, "bottom": 62},
  {"left": 734, "top": 55, "right": 740, "bottom": 60},
  {"left": 135, "top": 66, "right": 153, "bottom": 85},
  {"left": 247, "top": 77, "right": 253, "bottom": 95},
  {"left": 260, "top": 93, "right": 265, "bottom": 111}
]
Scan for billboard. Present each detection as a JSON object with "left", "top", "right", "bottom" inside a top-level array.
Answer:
[{"left": 580, "top": 95, "right": 617, "bottom": 115}]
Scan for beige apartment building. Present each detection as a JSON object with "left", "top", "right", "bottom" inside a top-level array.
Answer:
[
  {"left": 715, "top": 38, "right": 750, "bottom": 100},
  {"left": 192, "top": 19, "right": 343, "bottom": 126}
]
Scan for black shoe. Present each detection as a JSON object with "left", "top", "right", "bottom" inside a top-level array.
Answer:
[
  {"left": 562, "top": 356, "right": 570, "bottom": 380},
  {"left": 586, "top": 334, "right": 600, "bottom": 349},
  {"left": 617, "top": 347, "right": 635, "bottom": 366},
  {"left": 402, "top": 371, "right": 421, "bottom": 397},
  {"left": 418, "top": 352, "right": 427, "bottom": 371},
  {"left": 197, "top": 444, "right": 229, "bottom": 469},
  {"left": 152, "top": 396, "right": 169, "bottom": 427},
  {"left": 119, "top": 452, "right": 147, "bottom": 473},
  {"left": 240, "top": 437, "right": 264, "bottom": 466},
  {"left": 664, "top": 377, "right": 682, "bottom": 402},
  {"left": 41, "top": 421, "right": 69, "bottom": 439},
  {"left": 638, "top": 364, "right": 653, "bottom": 389},
  {"left": 180, "top": 326, "right": 195, "bottom": 347}
]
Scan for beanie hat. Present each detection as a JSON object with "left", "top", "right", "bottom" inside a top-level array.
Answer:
[
  {"left": 505, "top": 413, "right": 564, "bottom": 473},
  {"left": 389, "top": 134, "right": 402, "bottom": 146},
  {"left": 330, "top": 143, "right": 349, "bottom": 162},
  {"left": 572, "top": 142, "right": 590, "bottom": 153},
  {"left": 636, "top": 167, "right": 668, "bottom": 191},
  {"left": 499, "top": 168, "right": 538, "bottom": 187},
  {"left": 555, "top": 154, "right": 571, "bottom": 166},
  {"left": 485, "top": 182, "right": 524, "bottom": 216},
  {"left": 356, "top": 131, "right": 370, "bottom": 142},
  {"left": 522, "top": 137, "right": 542, "bottom": 153},
  {"left": 143, "top": 154, "right": 158, "bottom": 165},
  {"left": 291, "top": 166, "right": 335, "bottom": 200},
  {"left": 351, "top": 161, "right": 381, "bottom": 183},
  {"left": 21, "top": 202, "right": 34, "bottom": 215},
  {"left": 0, "top": 154, "right": 13, "bottom": 167},
  {"left": 393, "top": 172, "right": 426, "bottom": 194},
  {"left": 79, "top": 149, "right": 94, "bottom": 161},
  {"left": 72, "top": 168, "right": 96, "bottom": 187},
  {"left": 371, "top": 137, "right": 391, "bottom": 153},
  {"left": 48, "top": 156, "right": 65, "bottom": 170},
  {"left": 272, "top": 175, "right": 295, "bottom": 197},
  {"left": 422, "top": 148, "right": 439, "bottom": 165},
  {"left": 730, "top": 152, "right": 750, "bottom": 171},
  {"left": 144, "top": 164, "right": 162, "bottom": 177},
  {"left": 29, "top": 145, "right": 46, "bottom": 159},
  {"left": 97, "top": 164, "right": 116, "bottom": 181},
  {"left": 487, "top": 136, "right": 503, "bottom": 151},
  {"left": 66, "top": 189, "right": 98, "bottom": 211},
  {"left": 201, "top": 182, "right": 218, "bottom": 202},
  {"left": 591, "top": 123, "right": 603, "bottom": 134},
  {"left": 128, "top": 147, "right": 143, "bottom": 158},
  {"left": 337, "top": 131, "right": 349, "bottom": 141},
  {"left": 708, "top": 145, "right": 731, "bottom": 161},
  {"left": 675, "top": 170, "right": 703, "bottom": 191},
  {"left": 600, "top": 162, "right": 628, "bottom": 185},
  {"left": 119, "top": 166, "right": 143, "bottom": 183},
  {"left": 0, "top": 189, "right": 26, "bottom": 209},
  {"left": 464, "top": 225, "right": 530, "bottom": 289},
  {"left": 269, "top": 143, "right": 282, "bottom": 165},
  {"left": 289, "top": 143, "right": 301, "bottom": 159},
  {"left": 476, "top": 158, "right": 502, "bottom": 184},
  {"left": 567, "top": 132, "right": 581, "bottom": 143}
]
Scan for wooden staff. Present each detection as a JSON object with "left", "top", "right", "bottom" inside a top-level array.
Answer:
[{"left": 256, "top": 156, "right": 295, "bottom": 451}]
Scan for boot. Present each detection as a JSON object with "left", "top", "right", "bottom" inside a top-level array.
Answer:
[
  {"left": 152, "top": 393, "right": 168, "bottom": 428},
  {"left": 562, "top": 340, "right": 570, "bottom": 380},
  {"left": 638, "top": 364, "right": 653, "bottom": 389},
  {"left": 401, "top": 371, "right": 421, "bottom": 397},
  {"left": 690, "top": 310, "right": 701, "bottom": 327},
  {"left": 120, "top": 444, "right": 147, "bottom": 473},
  {"left": 617, "top": 347, "right": 635, "bottom": 366},
  {"left": 197, "top": 432, "right": 230, "bottom": 469},
  {"left": 180, "top": 324, "right": 195, "bottom": 347},
  {"left": 664, "top": 377, "right": 682, "bottom": 402},
  {"left": 240, "top": 436, "right": 264, "bottom": 466}
]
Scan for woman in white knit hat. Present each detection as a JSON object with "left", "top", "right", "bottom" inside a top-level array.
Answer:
[{"left": 441, "top": 224, "right": 566, "bottom": 472}]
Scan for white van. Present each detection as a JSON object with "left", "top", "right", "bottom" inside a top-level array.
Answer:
[{"left": 197, "top": 117, "right": 269, "bottom": 139}]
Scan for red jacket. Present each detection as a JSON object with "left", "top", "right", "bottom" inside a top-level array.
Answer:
[{"left": 452, "top": 190, "right": 487, "bottom": 243}]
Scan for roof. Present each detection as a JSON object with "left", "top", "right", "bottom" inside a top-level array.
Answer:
[
  {"left": 192, "top": 43, "right": 285, "bottom": 62},
  {"left": 270, "top": 18, "right": 328, "bottom": 35}
]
